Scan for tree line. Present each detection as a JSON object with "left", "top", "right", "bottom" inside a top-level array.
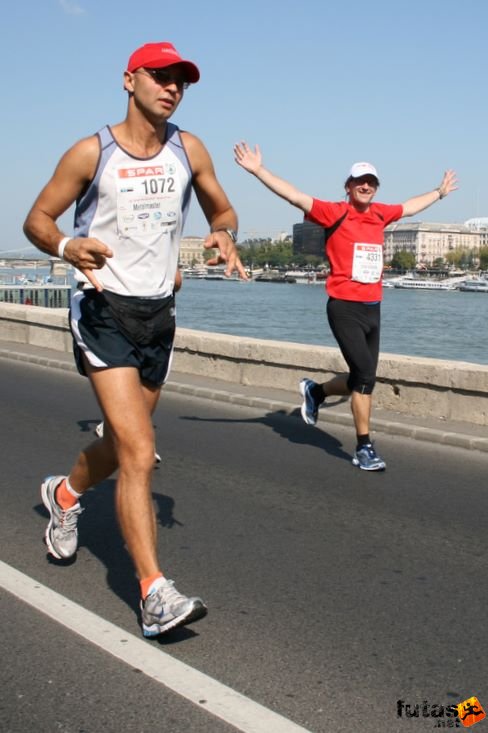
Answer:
[
  {"left": 218, "top": 238, "right": 488, "bottom": 272},
  {"left": 390, "top": 246, "right": 488, "bottom": 272}
]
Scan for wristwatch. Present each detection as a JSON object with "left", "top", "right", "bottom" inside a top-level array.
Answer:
[{"left": 215, "top": 228, "right": 238, "bottom": 243}]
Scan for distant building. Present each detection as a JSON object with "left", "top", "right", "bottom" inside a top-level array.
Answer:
[
  {"left": 293, "top": 219, "right": 483, "bottom": 267},
  {"left": 292, "top": 221, "right": 325, "bottom": 257},
  {"left": 464, "top": 218, "right": 488, "bottom": 247},
  {"left": 384, "top": 221, "right": 480, "bottom": 266},
  {"left": 179, "top": 236, "right": 205, "bottom": 267},
  {"left": 276, "top": 231, "right": 292, "bottom": 243}
]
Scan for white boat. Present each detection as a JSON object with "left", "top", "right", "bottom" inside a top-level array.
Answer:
[
  {"left": 383, "top": 273, "right": 415, "bottom": 288},
  {"left": 182, "top": 266, "right": 206, "bottom": 279},
  {"left": 284, "top": 270, "right": 326, "bottom": 285},
  {"left": 393, "top": 278, "right": 455, "bottom": 291},
  {"left": 458, "top": 278, "right": 488, "bottom": 293}
]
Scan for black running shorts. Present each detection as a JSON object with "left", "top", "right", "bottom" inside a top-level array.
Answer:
[
  {"left": 70, "top": 289, "right": 176, "bottom": 387},
  {"left": 326, "top": 297, "right": 380, "bottom": 394}
]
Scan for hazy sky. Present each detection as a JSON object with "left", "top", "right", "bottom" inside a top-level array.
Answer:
[{"left": 3, "top": 0, "right": 487, "bottom": 253}]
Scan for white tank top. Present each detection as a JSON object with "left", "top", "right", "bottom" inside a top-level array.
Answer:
[{"left": 73, "top": 124, "right": 192, "bottom": 297}]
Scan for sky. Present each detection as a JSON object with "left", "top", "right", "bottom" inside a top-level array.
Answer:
[{"left": 3, "top": 0, "right": 488, "bottom": 254}]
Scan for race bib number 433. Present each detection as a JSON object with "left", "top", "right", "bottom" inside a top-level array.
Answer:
[
  {"left": 116, "top": 165, "right": 180, "bottom": 236},
  {"left": 351, "top": 243, "right": 383, "bottom": 283}
]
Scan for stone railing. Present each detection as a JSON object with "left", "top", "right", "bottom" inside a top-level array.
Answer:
[{"left": 0, "top": 302, "right": 487, "bottom": 426}]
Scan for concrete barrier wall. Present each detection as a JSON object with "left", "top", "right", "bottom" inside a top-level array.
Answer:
[{"left": 0, "top": 301, "right": 487, "bottom": 426}]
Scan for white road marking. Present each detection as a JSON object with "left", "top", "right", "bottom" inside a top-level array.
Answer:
[{"left": 0, "top": 561, "right": 312, "bottom": 733}]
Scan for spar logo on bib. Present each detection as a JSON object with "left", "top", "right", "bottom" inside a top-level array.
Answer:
[{"left": 118, "top": 166, "right": 166, "bottom": 178}]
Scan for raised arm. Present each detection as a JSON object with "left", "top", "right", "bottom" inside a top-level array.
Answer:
[
  {"left": 234, "top": 142, "right": 313, "bottom": 214},
  {"left": 23, "top": 136, "right": 113, "bottom": 291},
  {"left": 401, "top": 169, "right": 458, "bottom": 218},
  {"left": 182, "top": 131, "right": 247, "bottom": 279}
]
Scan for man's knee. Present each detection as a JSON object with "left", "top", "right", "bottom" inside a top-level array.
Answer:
[{"left": 115, "top": 433, "right": 155, "bottom": 472}]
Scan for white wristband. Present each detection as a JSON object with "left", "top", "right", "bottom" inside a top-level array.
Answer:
[{"left": 57, "top": 237, "right": 71, "bottom": 260}]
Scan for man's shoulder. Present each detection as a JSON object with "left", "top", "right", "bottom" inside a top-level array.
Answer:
[
  {"left": 68, "top": 131, "right": 102, "bottom": 158},
  {"left": 178, "top": 130, "right": 211, "bottom": 172},
  {"left": 179, "top": 129, "right": 203, "bottom": 147},
  {"left": 60, "top": 132, "right": 102, "bottom": 177}
]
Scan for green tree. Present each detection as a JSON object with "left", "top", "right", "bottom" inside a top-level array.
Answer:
[
  {"left": 478, "top": 246, "right": 488, "bottom": 271},
  {"left": 238, "top": 240, "right": 327, "bottom": 269},
  {"left": 445, "top": 247, "right": 477, "bottom": 270},
  {"left": 390, "top": 251, "right": 416, "bottom": 271}
]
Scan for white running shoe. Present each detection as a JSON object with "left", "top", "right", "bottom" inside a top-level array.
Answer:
[
  {"left": 41, "top": 475, "right": 83, "bottom": 559},
  {"left": 140, "top": 578, "right": 207, "bottom": 637}
]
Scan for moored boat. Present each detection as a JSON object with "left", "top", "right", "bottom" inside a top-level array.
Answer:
[
  {"left": 458, "top": 278, "right": 488, "bottom": 293},
  {"left": 393, "top": 278, "right": 456, "bottom": 291},
  {"left": 182, "top": 266, "right": 206, "bottom": 279},
  {"left": 284, "top": 270, "right": 326, "bottom": 285}
]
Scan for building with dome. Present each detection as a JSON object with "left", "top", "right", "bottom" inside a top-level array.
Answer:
[{"left": 464, "top": 218, "right": 488, "bottom": 247}]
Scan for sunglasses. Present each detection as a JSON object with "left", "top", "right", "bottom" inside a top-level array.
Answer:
[{"left": 136, "top": 67, "right": 189, "bottom": 91}]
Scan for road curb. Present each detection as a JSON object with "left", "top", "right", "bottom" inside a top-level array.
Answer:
[{"left": 1, "top": 347, "right": 487, "bottom": 453}]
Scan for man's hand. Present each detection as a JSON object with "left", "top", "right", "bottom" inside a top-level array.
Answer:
[
  {"left": 204, "top": 231, "right": 249, "bottom": 280},
  {"left": 64, "top": 237, "right": 113, "bottom": 291}
]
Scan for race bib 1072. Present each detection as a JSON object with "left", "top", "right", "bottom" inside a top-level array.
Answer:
[{"left": 115, "top": 165, "right": 181, "bottom": 237}]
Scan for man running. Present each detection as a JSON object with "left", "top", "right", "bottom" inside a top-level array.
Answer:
[
  {"left": 234, "top": 142, "right": 456, "bottom": 470},
  {"left": 24, "top": 41, "right": 246, "bottom": 637}
]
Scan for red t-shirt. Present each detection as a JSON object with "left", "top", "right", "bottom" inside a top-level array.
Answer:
[{"left": 306, "top": 199, "right": 403, "bottom": 301}]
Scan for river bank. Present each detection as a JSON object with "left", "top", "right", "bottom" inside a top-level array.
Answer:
[
  {"left": 176, "top": 278, "right": 487, "bottom": 365},
  {"left": 0, "top": 263, "right": 485, "bottom": 365}
]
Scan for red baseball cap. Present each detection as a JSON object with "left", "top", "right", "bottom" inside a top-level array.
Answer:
[{"left": 127, "top": 42, "right": 200, "bottom": 83}]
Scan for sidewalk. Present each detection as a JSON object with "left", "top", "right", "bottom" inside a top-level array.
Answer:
[{"left": 0, "top": 340, "right": 486, "bottom": 453}]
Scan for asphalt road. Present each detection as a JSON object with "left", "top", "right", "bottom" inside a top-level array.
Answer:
[{"left": 0, "top": 358, "right": 487, "bottom": 733}]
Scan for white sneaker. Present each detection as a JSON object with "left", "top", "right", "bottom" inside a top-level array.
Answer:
[
  {"left": 140, "top": 578, "right": 207, "bottom": 637},
  {"left": 41, "top": 476, "right": 83, "bottom": 559}
]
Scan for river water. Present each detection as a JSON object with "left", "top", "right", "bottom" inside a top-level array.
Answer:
[
  {"left": 176, "top": 279, "right": 487, "bottom": 366},
  {"left": 2, "top": 265, "right": 485, "bottom": 365}
]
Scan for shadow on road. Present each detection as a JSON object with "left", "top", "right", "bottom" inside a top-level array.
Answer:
[
  {"left": 76, "top": 418, "right": 103, "bottom": 433},
  {"left": 181, "top": 407, "right": 352, "bottom": 463},
  {"left": 34, "top": 477, "right": 198, "bottom": 643}
]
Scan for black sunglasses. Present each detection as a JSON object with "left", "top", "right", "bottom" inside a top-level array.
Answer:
[{"left": 137, "top": 67, "right": 189, "bottom": 91}]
